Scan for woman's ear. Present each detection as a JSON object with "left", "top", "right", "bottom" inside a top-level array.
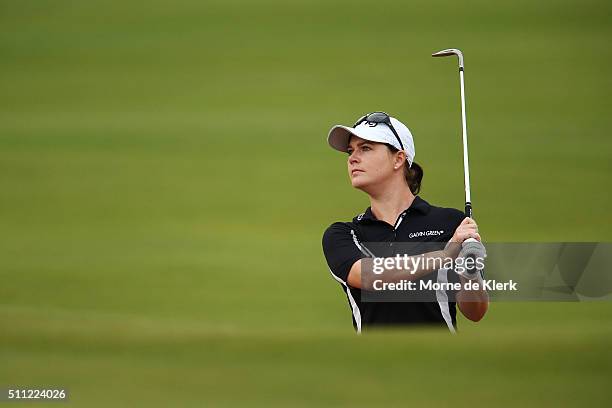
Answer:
[{"left": 394, "top": 151, "right": 406, "bottom": 170}]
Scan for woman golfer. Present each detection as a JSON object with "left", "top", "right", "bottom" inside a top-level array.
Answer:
[{"left": 322, "top": 112, "right": 488, "bottom": 333}]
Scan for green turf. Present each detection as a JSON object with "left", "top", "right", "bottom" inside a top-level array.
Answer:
[{"left": 1, "top": 0, "right": 611, "bottom": 406}]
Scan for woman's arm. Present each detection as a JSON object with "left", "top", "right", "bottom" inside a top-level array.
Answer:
[
  {"left": 456, "top": 275, "right": 489, "bottom": 322},
  {"left": 347, "top": 217, "right": 481, "bottom": 289},
  {"left": 346, "top": 249, "right": 450, "bottom": 289},
  {"left": 348, "top": 255, "right": 489, "bottom": 321},
  {"left": 452, "top": 218, "right": 488, "bottom": 321}
]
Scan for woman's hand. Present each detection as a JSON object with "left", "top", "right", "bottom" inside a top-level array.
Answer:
[
  {"left": 451, "top": 217, "right": 481, "bottom": 243},
  {"left": 444, "top": 217, "right": 481, "bottom": 259}
]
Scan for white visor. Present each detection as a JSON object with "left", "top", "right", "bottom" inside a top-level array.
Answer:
[{"left": 327, "top": 115, "right": 416, "bottom": 166}]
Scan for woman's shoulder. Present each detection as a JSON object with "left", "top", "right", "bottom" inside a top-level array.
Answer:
[
  {"left": 322, "top": 220, "right": 355, "bottom": 238},
  {"left": 321, "top": 211, "right": 367, "bottom": 245},
  {"left": 322, "top": 207, "right": 368, "bottom": 233}
]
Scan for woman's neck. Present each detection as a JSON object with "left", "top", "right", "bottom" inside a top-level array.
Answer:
[{"left": 368, "top": 183, "right": 415, "bottom": 227}]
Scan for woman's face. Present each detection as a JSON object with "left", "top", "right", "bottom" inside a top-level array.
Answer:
[{"left": 347, "top": 136, "right": 397, "bottom": 191}]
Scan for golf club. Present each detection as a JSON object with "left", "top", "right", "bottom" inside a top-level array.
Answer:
[
  {"left": 432, "top": 48, "right": 483, "bottom": 278},
  {"left": 432, "top": 48, "right": 472, "bottom": 219}
]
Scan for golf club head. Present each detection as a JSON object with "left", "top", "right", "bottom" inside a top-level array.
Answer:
[{"left": 432, "top": 48, "right": 464, "bottom": 68}]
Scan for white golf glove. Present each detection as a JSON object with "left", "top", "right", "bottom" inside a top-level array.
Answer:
[{"left": 455, "top": 239, "right": 486, "bottom": 281}]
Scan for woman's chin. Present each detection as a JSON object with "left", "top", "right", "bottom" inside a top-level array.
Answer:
[{"left": 350, "top": 177, "right": 370, "bottom": 190}]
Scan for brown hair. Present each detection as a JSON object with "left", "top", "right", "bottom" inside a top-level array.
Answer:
[{"left": 387, "top": 144, "right": 423, "bottom": 194}]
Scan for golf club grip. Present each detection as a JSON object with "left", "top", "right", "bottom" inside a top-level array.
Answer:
[{"left": 465, "top": 202, "right": 472, "bottom": 218}]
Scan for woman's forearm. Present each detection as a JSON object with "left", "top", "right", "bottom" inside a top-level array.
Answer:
[
  {"left": 359, "top": 250, "right": 452, "bottom": 289},
  {"left": 456, "top": 276, "right": 489, "bottom": 321}
]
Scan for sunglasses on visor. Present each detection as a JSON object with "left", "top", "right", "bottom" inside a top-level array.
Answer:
[{"left": 353, "top": 111, "right": 404, "bottom": 151}]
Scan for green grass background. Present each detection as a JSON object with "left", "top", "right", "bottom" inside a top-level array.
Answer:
[{"left": 1, "top": 0, "right": 611, "bottom": 406}]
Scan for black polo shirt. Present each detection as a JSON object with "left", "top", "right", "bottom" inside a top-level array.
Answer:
[{"left": 322, "top": 196, "right": 465, "bottom": 333}]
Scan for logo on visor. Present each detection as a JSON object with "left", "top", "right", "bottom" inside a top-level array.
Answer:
[{"left": 365, "top": 121, "right": 378, "bottom": 127}]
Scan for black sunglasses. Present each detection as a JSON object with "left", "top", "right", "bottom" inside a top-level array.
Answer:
[{"left": 353, "top": 111, "right": 404, "bottom": 151}]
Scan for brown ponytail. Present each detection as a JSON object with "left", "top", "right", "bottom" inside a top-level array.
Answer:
[{"left": 404, "top": 161, "right": 423, "bottom": 194}]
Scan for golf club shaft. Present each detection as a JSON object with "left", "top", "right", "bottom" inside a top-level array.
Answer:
[
  {"left": 432, "top": 48, "right": 472, "bottom": 218},
  {"left": 459, "top": 67, "right": 472, "bottom": 218}
]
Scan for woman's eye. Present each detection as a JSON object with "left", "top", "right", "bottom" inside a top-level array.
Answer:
[{"left": 362, "top": 145, "right": 371, "bottom": 151}]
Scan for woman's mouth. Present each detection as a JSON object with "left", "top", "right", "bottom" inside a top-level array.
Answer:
[{"left": 351, "top": 169, "right": 364, "bottom": 176}]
